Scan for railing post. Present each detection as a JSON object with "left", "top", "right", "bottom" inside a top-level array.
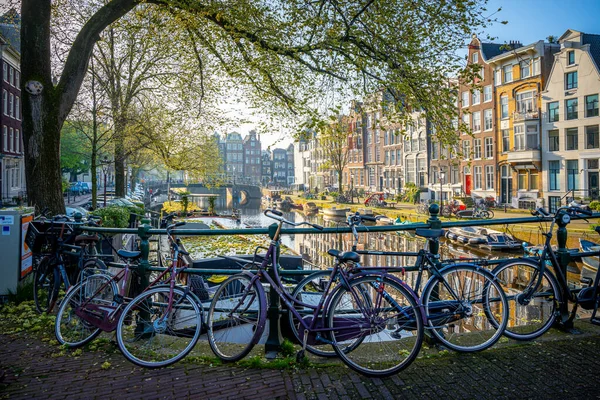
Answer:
[
  {"left": 264, "top": 223, "right": 283, "bottom": 358},
  {"left": 137, "top": 218, "right": 152, "bottom": 291},
  {"left": 555, "top": 210, "right": 574, "bottom": 329}
]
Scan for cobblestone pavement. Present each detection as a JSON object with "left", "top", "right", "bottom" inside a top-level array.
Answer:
[{"left": 2, "top": 327, "right": 600, "bottom": 400}]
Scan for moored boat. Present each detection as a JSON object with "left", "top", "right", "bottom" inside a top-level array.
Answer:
[
  {"left": 303, "top": 202, "right": 319, "bottom": 215},
  {"left": 580, "top": 239, "right": 600, "bottom": 271},
  {"left": 322, "top": 207, "right": 351, "bottom": 218},
  {"left": 445, "top": 226, "right": 521, "bottom": 251}
]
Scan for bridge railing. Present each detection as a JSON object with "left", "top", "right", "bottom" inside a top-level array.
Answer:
[{"left": 78, "top": 204, "right": 600, "bottom": 356}]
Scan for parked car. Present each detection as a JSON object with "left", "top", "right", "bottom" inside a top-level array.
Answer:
[
  {"left": 79, "top": 182, "right": 92, "bottom": 194},
  {"left": 68, "top": 182, "right": 85, "bottom": 195},
  {"left": 66, "top": 206, "right": 89, "bottom": 218}
]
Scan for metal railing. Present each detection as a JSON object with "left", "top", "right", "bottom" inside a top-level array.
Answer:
[{"left": 76, "top": 204, "right": 600, "bottom": 355}]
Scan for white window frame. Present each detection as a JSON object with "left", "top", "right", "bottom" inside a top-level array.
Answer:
[
  {"left": 503, "top": 65, "right": 513, "bottom": 83},
  {"left": 472, "top": 52, "right": 479, "bottom": 63},
  {"left": 474, "top": 166, "right": 482, "bottom": 189},
  {"left": 461, "top": 91, "right": 469, "bottom": 108},
  {"left": 485, "top": 137, "right": 493, "bottom": 158},
  {"left": 472, "top": 90, "right": 481, "bottom": 105},
  {"left": 485, "top": 165, "right": 494, "bottom": 190},
  {"left": 483, "top": 85, "right": 492, "bottom": 102},
  {"left": 501, "top": 96, "right": 508, "bottom": 119},
  {"left": 520, "top": 59, "right": 530, "bottom": 79},
  {"left": 2, "top": 90, "right": 6, "bottom": 115},
  {"left": 474, "top": 138, "right": 482, "bottom": 159},
  {"left": 9, "top": 127, "right": 13, "bottom": 152},
  {"left": 15, "top": 129, "right": 19, "bottom": 153},
  {"left": 9, "top": 93, "right": 14, "bottom": 118},
  {"left": 9, "top": 66, "right": 13, "bottom": 86},
  {"left": 2, "top": 125, "right": 6, "bottom": 151},
  {"left": 533, "top": 58, "right": 540, "bottom": 75},
  {"left": 495, "top": 69, "right": 502, "bottom": 86},
  {"left": 15, "top": 96, "right": 19, "bottom": 120},
  {"left": 484, "top": 109, "right": 493, "bottom": 131},
  {"left": 472, "top": 111, "right": 481, "bottom": 132}
]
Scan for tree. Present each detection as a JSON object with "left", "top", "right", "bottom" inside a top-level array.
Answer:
[
  {"left": 21, "top": 0, "right": 497, "bottom": 213},
  {"left": 60, "top": 124, "right": 90, "bottom": 182},
  {"left": 318, "top": 115, "right": 350, "bottom": 194}
]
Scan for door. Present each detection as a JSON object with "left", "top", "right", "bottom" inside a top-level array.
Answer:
[
  {"left": 589, "top": 172, "right": 599, "bottom": 200},
  {"left": 500, "top": 165, "right": 512, "bottom": 204}
]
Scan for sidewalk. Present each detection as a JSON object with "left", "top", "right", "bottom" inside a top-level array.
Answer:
[{"left": 2, "top": 321, "right": 600, "bottom": 399}]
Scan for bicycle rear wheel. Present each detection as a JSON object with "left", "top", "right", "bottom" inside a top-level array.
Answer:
[
  {"left": 422, "top": 264, "right": 508, "bottom": 352},
  {"left": 207, "top": 274, "right": 266, "bottom": 362},
  {"left": 327, "top": 275, "right": 423, "bottom": 377},
  {"left": 116, "top": 286, "right": 203, "bottom": 368},
  {"left": 55, "top": 274, "right": 117, "bottom": 347},
  {"left": 492, "top": 258, "right": 560, "bottom": 340},
  {"left": 34, "top": 257, "right": 60, "bottom": 314}
]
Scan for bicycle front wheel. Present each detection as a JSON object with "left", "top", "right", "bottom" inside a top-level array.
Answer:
[
  {"left": 422, "top": 265, "right": 508, "bottom": 352},
  {"left": 116, "top": 287, "right": 203, "bottom": 368},
  {"left": 492, "top": 258, "right": 560, "bottom": 340},
  {"left": 55, "top": 274, "right": 117, "bottom": 347},
  {"left": 327, "top": 275, "right": 423, "bottom": 377},
  {"left": 34, "top": 257, "right": 60, "bottom": 314},
  {"left": 207, "top": 274, "right": 266, "bottom": 362}
]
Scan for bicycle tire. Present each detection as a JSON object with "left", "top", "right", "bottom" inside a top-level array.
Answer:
[
  {"left": 492, "top": 258, "right": 560, "bottom": 340},
  {"left": 116, "top": 286, "right": 203, "bottom": 368},
  {"left": 422, "top": 264, "right": 508, "bottom": 352},
  {"left": 34, "top": 256, "right": 60, "bottom": 314},
  {"left": 289, "top": 270, "right": 366, "bottom": 358},
  {"left": 441, "top": 206, "right": 451, "bottom": 218},
  {"left": 487, "top": 210, "right": 495, "bottom": 219},
  {"left": 207, "top": 274, "right": 266, "bottom": 362},
  {"left": 79, "top": 258, "right": 108, "bottom": 283},
  {"left": 327, "top": 275, "right": 424, "bottom": 377},
  {"left": 55, "top": 274, "right": 117, "bottom": 347}
]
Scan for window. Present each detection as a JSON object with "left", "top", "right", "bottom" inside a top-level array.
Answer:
[
  {"left": 8, "top": 93, "right": 13, "bottom": 117},
  {"left": 2, "top": 126, "right": 6, "bottom": 151},
  {"left": 418, "top": 159, "right": 426, "bottom": 186},
  {"left": 566, "top": 98, "right": 578, "bottom": 120},
  {"left": 533, "top": 58, "right": 541, "bottom": 76},
  {"left": 502, "top": 129, "right": 510, "bottom": 152},
  {"left": 589, "top": 159, "right": 599, "bottom": 170},
  {"left": 474, "top": 166, "right": 482, "bottom": 189},
  {"left": 586, "top": 94, "right": 599, "bottom": 117},
  {"left": 518, "top": 171, "right": 527, "bottom": 190},
  {"left": 472, "top": 90, "right": 480, "bottom": 105},
  {"left": 472, "top": 52, "right": 479, "bottom": 63},
  {"left": 480, "top": 68, "right": 485, "bottom": 81},
  {"left": 9, "top": 127, "right": 13, "bottom": 152},
  {"left": 472, "top": 111, "right": 481, "bottom": 132},
  {"left": 9, "top": 67, "right": 13, "bottom": 86},
  {"left": 565, "top": 71, "right": 578, "bottom": 90},
  {"left": 549, "top": 160, "right": 560, "bottom": 190},
  {"left": 462, "top": 140, "right": 471, "bottom": 159},
  {"left": 431, "top": 142, "right": 439, "bottom": 160},
  {"left": 586, "top": 125, "right": 599, "bottom": 149},
  {"left": 2, "top": 64, "right": 6, "bottom": 82},
  {"left": 548, "top": 102, "right": 559, "bottom": 122},
  {"left": 451, "top": 165, "right": 459, "bottom": 184},
  {"left": 567, "top": 160, "right": 579, "bottom": 190},
  {"left": 484, "top": 86, "right": 492, "bottom": 102},
  {"left": 495, "top": 69, "right": 502, "bottom": 86},
  {"left": 514, "top": 125, "right": 525, "bottom": 150},
  {"left": 15, "top": 129, "right": 19, "bottom": 153},
  {"left": 530, "top": 171, "right": 539, "bottom": 190},
  {"left": 503, "top": 65, "right": 513, "bottom": 83},
  {"left": 501, "top": 96, "right": 508, "bottom": 118},
  {"left": 406, "top": 159, "right": 415, "bottom": 184},
  {"left": 484, "top": 109, "right": 493, "bottom": 131},
  {"left": 462, "top": 113, "right": 470, "bottom": 129},
  {"left": 566, "top": 127, "right": 578, "bottom": 150},
  {"left": 520, "top": 60, "right": 530, "bottom": 79},
  {"left": 516, "top": 91, "right": 536, "bottom": 113},
  {"left": 2, "top": 90, "right": 6, "bottom": 115},
  {"left": 15, "top": 71, "right": 19, "bottom": 88},
  {"left": 485, "top": 137, "right": 493, "bottom": 158},
  {"left": 474, "top": 139, "right": 482, "bottom": 159},
  {"left": 485, "top": 165, "right": 494, "bottom": 189},
  {"left": 567, "top": 50, "right": 575, "bottom": 65},
  {"left": 527, "top": 124, "right": 539, "bottom": 149},
  {"left": 461, "top": 91, "right": 469, "bottom": 108},
  {"left": 549, "top": 130, "right": 559, "bottom": 151}
]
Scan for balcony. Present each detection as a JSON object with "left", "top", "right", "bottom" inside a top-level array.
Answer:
[
  {"left": 506, "top": 146, "right": 541, "bottom": 162},
  {"left": 513, "top": 111, "right": 539, "bottom": 122}
]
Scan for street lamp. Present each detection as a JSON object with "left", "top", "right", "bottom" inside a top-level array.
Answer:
[
  {"left": 101, "top": 156, "right": 110, "bottom": 207},
  {"left": 439, "top": 171, "right": 446, "bottom": 206}
]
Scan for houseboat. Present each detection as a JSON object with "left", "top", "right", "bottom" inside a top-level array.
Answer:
[{"left": 445, "top": 226, "right": 521, "bottom": 251}]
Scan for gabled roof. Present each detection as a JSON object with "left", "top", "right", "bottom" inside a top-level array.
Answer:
[{"left": 582, "top": 33, "right": 600, "bottom": 71}]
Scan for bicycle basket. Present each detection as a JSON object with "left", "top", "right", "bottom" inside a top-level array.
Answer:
[{"left": 25, "top": 221, "right": 74, "bottom": 253}]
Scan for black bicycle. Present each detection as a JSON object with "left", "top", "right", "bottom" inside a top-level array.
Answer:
[{"left": 491, "top": 205, "right": 599, "bottom": 340}]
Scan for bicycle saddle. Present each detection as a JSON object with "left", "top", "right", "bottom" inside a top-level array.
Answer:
[
  {"left": 74, "top": 234, "right": 99, "bottom": 244},
  {"left": 327, "top": 249, "right": 360, "bottom": 263},
  {"left": 117, "top": 249, "right": 141, "bottom": 260},
  {"left": 415, "top": 229, "right": 445, "bottom": 239}
]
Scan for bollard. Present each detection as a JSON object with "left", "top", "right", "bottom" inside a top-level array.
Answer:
[{"left": 264, "top": 223, "right": 283, "bottom": 358}]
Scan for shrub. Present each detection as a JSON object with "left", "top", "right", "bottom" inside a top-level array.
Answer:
[
  {"left": 590, "top": 201, "right": 600, "bottom": 211},
  {"left": 91, "top": 206, "right": 130, "bottom": 228}
]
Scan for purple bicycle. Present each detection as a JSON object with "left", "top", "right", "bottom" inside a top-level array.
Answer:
[{"left": 206, "top": 209, "right": 425, "bottom": 377}]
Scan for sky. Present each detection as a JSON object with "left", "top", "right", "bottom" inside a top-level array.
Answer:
[{"left": 247, "top": 0, "right": 600, "bottom": 150}]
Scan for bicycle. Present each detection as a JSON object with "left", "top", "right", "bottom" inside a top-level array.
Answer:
[
  {"left": 206, "top": 209, "right": 425, "bottom": 377},
  {"left": 28, "top": 214, "right": 108, "bottom": 314},
  {"left": 491, "top": 205, "right": 599, "bottom": 340},
  {"left": 347, "top": 213, "right": 508, "bottom": 353}
]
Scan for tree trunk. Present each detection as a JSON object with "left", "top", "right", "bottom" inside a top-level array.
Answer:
[
  {"left": 114, "top": 123, "right": 126, "bottom": 197},
  {"left": 21, "top": 1, "right": 65, "bottom": 214},
  {"left": 91, "top": 151, "right": 97, "bottom": 209}
]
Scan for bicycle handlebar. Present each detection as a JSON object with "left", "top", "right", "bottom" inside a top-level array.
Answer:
[
  {"left": 532, "top": 205, "right": 593, "bottom": 220},
  {"left": 263, "top": 208, "right": 323, "bottom": 231}
]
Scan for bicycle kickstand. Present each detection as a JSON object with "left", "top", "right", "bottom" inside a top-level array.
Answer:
[{"left": 297, "top": 329, "right": 309, "bottom": 363}]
